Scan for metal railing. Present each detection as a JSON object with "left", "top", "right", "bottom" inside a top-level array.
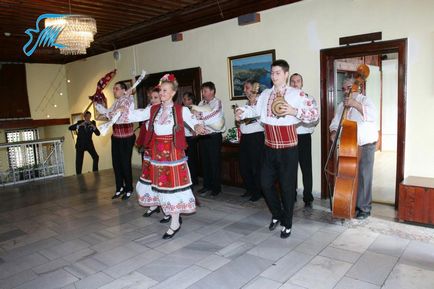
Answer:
[{"left": 0, "top": 137, "right": 65, "bottom": 185}]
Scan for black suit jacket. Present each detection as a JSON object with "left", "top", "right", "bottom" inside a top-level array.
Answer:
[{"left": 69, "top": 120, "right": 100, "bottom": 149}]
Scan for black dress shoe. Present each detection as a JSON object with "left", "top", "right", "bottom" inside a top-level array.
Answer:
[
  {"left": 143, "top": 207, "right": 161, "bottom": 217},
  {"left": 241, "top": 191, "right": 252, "bottom": 197},
  {"left": 111, "top": 188, "right": 124, "bottom": 199},
  {"left": 356, "top": 211, "right": 370, "bottom": 220},
  {"left": 249, "top": 195, "right": 261, "bottom": 202},
  {"left": 197, "top": 187, "right": 210, "bottom": 194},
  {"left": 122, "top": 191, "right": 133, "bottom": 200},
  {"left": 269, "top": 218, "right": 280, "bottom": 231},
  {"left": 162, "top": 226, "right": 181, "bottom": 239},
  {"left": 211, "top": 191, "right": 221, "bottom": 196},
  {"left": 160, "top": 215, "right": 171, "bottom": 223},
  {"left": 280, "top": 227, "right": 292, "bottom": 239},
  {"left": 304, "top": 201, "right": 313, "bottom": 209}
]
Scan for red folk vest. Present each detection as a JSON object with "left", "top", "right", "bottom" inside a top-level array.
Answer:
[{"left": 144, "top": 103, "right": 187, "bottom": 150}]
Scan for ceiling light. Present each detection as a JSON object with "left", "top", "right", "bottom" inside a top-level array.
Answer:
[{"left": 45, "top": 15, "right": 97, "bottom": 55}]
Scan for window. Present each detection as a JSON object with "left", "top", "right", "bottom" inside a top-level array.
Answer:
[{"left": 6, "top": 129, "right": 39, "bottom": 169}]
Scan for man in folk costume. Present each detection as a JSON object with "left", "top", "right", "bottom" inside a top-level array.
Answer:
[
  {"left": 133, "top": 74, "right": 206, "bottom": 239},
  {"left": 95, "top": 81, "right": 137, "bottom": 200},
  {"left": 236, "top": 60, "right": 319, "bottom": 238},
  {"left": 193, "top": 81, "right": 226, "bottom": 197},
  {"left": 238, "top": 79, "right": 265, "bottom": 202},
  {"left": 289, "top": 73, "right": 319, "bottom": 208}
]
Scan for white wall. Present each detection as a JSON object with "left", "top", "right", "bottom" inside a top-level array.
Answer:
[
  {"left": 38, "top": 0, "right": 434, "bottom": 188},
  {"left": 381, "top": 59, "right": 398, "bottom": 151}
]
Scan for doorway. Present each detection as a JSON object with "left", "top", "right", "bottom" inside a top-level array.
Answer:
[{"left": 320, "top": 39, "right": 407, "bottom": 210}]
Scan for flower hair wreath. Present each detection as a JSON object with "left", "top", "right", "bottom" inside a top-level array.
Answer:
[{"left": 158, "top": 73, "right": 176, "bottom": 87}]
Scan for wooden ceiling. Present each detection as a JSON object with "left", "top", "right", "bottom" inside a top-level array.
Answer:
[{"left": 0, "top": 0, "right": 301, "bottom": 64}]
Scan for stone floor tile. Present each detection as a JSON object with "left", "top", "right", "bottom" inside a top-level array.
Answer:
[
  {"left": 0, "top": 269, "right": 38, "bottom": 289},
  {"left": 62, "top": 248, "right": 97, "bottom": 263},
  {"left": 319, "top": 246, "right": 361, "bottom": 263},
  {"left": 38, "top": 239, "right": 91, "bottom": 260},
  {"left": 216, "top": 240, "right": 254, "bottom": 259},
  {"left": 200, "top": 229, "right": 244, "bottom": 247},
  {"left": 103, "top": 249, "right": 164, "bottom": 278},
  {"left": 331, "top": 228, "right": 378, "bottom": 253},
  {"left": 345, "top": 251, "right": 398, "bottom": 285},
  {"left": 97, "top": 271, "right": 157, "bottom": 289},
  {"left": 223, "top": 220, "right": 263, "bottom": 236},
  {"left": 248, "top": 236, "right": 302, "bottom": 261},
  {"left": 0, "top": 252, "right": 48, "bottom": 279},
  {"left": 64, "top": 256, "right": 107, "bottom": 279},
  {"left": 0, "top": 229, "right": 26, "bottom": 242},
  {"left": 187, "top": 253, "right": 272, "bottom": 289},
  {"left": 334, "top": 276, "right": 380, "bottom": 289},
  {"left": 260, "top": 250, "right": 314, "bottom": 283},
  {"left": 368, "top": 234, "right": 409, "bottom": 257},
  {"left": 289, "top": 255, "right": 352, "bottom": 289},
  {"left": 151, "top": 265, "right": 211, "bottom": 289},
  {"left": 32, "top": 258, "right": 70, "bottom": 274},
  {"left": 242, "top": 276, "right": 282, "bottom": 289},
  {"left": 14, "top": 269, "right": 78, "bottom": 289},
  {"left": 382, "top": 263, "right": 434, "bottom": 289},
  {"left": 195, "top": 254, "right": 231, "bottom": 271},
  {"left": 399, "top": 240, "right": 434, "bottom": 271},
  {"left": 279, "top": 282, "right": 308, "bottom": 289},
  {"left": 74, "top": 271, "right": 114, "bottom": 289}
]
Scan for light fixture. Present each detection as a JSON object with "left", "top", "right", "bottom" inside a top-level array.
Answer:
[{"left": 45, "top": 15, "right": 97, "bottom": 55}]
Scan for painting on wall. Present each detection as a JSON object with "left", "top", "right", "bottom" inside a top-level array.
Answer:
[
  {"left": 70, "top": 113, "right": 83, "bottom": 135},
  {"left": 227, "top": 49, "right": 275, "bottom": 100}
]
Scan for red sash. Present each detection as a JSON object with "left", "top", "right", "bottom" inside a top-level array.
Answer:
[{"left": 264, "top": 124, "right": 298, "bottom": 149}]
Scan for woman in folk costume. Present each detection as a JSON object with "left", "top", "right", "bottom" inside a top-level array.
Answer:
[{"left": 133, "top": 74, "right": 206, "bottom": 239}]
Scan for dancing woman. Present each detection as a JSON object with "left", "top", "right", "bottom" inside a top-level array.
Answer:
[{"left": 133, "top": 74, "right": 206, "bottom": 239}]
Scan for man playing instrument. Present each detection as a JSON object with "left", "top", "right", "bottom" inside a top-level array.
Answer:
[
  {"left": 193, "top": 82, "right": 226, "bottom": 197},
  {"left": 329, "top": 78, "right": 378, "bottom": 220},
  {"left": 289, "top": 73, "right": 319, "bottom": 209},
  {"left": 238, "top": 79, "right": 264, "bottom": 202},
  {"left": 236, "top": 60, "right": 319, "bottom": 238}
]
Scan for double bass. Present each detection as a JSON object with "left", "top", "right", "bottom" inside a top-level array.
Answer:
[{"left": 327, "top": 64, "right": 370, "bottom": 219}]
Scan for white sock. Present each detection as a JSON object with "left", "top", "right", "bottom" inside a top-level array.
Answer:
[
  {"left": 170, "top": 213, "right": 180, "bottom": 230},
  {"left": 148, "top": 206, "right": 158, "bottom": 212}
]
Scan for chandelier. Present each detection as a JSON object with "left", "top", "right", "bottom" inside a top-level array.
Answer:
[{"left": 45, "top": 15, "right": 97, "bottom": 55}]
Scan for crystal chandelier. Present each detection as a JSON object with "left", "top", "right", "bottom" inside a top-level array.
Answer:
[{"left": 45, "top": 15, "right": 97, "bottom": 55}]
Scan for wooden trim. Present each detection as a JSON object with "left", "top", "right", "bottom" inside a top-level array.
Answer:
[
  {"left": 320, "top": 38, "right": 407, "bottom": 210},
  {"left": 339, "top": 32, "right": 382, "bottom": 46},
  {"left": 0, "top": 118, "right": 70, "bottom": 129}
]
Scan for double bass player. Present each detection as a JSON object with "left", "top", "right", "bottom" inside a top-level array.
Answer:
[{"left": 329, "top": 77, "right": 378, "bottom": 220}]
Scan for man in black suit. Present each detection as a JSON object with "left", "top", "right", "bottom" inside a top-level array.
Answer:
[{"left": 69, "top": 111, "right": 100, "bottom": 175}]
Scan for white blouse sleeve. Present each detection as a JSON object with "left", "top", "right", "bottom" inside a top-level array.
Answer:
[{"left": 182, "top": 107, "right": 199, "bottom": 130}]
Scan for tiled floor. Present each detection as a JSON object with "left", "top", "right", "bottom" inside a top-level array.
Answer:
[{"left": 1, "top": 170, "right": 434, "bottom": 289}]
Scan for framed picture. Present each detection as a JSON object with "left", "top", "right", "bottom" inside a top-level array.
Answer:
[
  {"left": 70, "top": 113, "right": 83, "bottom": 135},
  {"left": 227, "top": 49, "right": 275, "bottom": 100}
]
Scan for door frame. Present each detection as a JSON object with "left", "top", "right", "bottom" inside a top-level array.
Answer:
[{"left": 320, "top": 38, "right": 407, "bottom": 209}]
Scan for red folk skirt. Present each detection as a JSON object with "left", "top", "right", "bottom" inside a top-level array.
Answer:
[{"left": 136, "top": 134, "right": 196, "bottom": 214}]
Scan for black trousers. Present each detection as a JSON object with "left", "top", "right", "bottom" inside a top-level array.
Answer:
[
  {"left": 75, "top": 145, "right": 99, "bottom": 175},
  {"left": 296, "top": 133, "right": 314, "bottom": 203},
  {"left": 239, "top": 132, "right": 264, "bottom": 198},
  {"left": 111, "top": 135, "right": 136, "bottom": 192},
  {"left": 186, "top": 136, "right": 199, "bottom": 185},
  {"left": 199, "top": 133, "right": 222, "bottom": 194},
  {"left": 262, "top": 146, "right": 298, "bottom": 228}
]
